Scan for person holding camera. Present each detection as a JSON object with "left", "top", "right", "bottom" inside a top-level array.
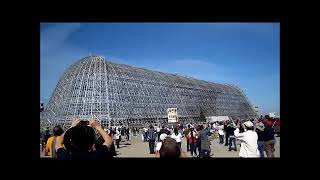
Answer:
[
  {"left": 55, "top": 118, "right": 114, "bottom": 159},
  {"left": 234, "top": 121, "right": 259, "bottom": 158}
]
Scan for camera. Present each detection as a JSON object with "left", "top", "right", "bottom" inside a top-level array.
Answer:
[{"left": 80, "top": 120, "right": 89, "bottom": 125}]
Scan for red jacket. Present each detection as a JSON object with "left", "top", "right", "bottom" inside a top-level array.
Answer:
[{"left": 187, "top": 131, "right": 199, "bottom": 144}]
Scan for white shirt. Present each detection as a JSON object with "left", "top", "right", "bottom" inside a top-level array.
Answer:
[
  {"left": 218, "top": 129, "right": 224, "bottom": 135},
  {"left": 155, "top": 142, "right": 162, "bottom": 151},
  {"left": 234, "top": 128, "right": 260, "bottom": 158},
  {"left": 171, "top": 133, "right": 182, "bottom": 143},
  {"left": 156, "top": 127, "right": 161, "bottom": 132},
  {"left": 115, "top": 130, "right": 121, "bottom": 139}
]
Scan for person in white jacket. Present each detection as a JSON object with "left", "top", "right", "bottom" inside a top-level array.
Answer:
[{"left": 234, "top": 121, "right": 260, "bottom": 158}]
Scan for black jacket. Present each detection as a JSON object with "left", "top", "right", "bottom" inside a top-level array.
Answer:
[
  {"left": 227, "top": 127, "right": 236, "bottom": 136},
  {"left": 256, "top": 129, "right": 265, "bottom": 141},
  {"left": 224, "top": 125, "right": 229, "bottom": 136},
  {"left": 264, "top": 126, "right": 275, "bottom": 142}
]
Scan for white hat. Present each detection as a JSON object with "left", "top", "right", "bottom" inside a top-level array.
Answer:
[
  {"left": 244, "top": 121, "right": 254, "bottom": 128},
  {"left": 160, "top": 133, "right": 168, "bottom": 141}
]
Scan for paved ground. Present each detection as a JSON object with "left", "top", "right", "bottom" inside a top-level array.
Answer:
[
  {"left": 40, "top": 134, "right": 280, "bottom": 158},
  {"left": 115, "top": 134, "right": 280, "bottom": 158}
]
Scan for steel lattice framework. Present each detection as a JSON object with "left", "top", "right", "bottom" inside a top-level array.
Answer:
[{"left": 41, "top": 56, "right": 257, "bottom": 129}]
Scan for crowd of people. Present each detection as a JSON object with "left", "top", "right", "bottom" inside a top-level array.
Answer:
[
  {"left": 209, "top": 115, "right": 280, "bottom": 158},
  {"left": 40, "top": 115, "right": 280, "bottom": 159}
]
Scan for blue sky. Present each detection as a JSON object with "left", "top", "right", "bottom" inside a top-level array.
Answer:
[{"left": 40, "top": 23, "right": 280, "bottom": 114}]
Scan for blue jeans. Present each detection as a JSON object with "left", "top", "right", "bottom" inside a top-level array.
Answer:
[
  {"left": 190, "top": 143, "right": 197, "bottom": 156},
  {"left": 197, "top": 142, "right": 201, "bottom": 157},
  {"left": 229, "top": 137, "right": 237, "bottom": 151},
  {"left": 258, "top": 141, "right": 265, "bottom": 158},
  {"left": 144, "top": 132, "right": 148, "bottom": 142}
]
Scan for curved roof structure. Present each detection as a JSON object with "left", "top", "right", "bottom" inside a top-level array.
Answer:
[{"left": 41, "top": 56, "right": 256, "bottom": 128}]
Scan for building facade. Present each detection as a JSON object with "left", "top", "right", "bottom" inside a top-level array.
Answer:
[{"left": 41, "top": 56, "right": 257, "bottom": 128}]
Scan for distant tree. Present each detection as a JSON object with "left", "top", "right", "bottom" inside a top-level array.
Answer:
[{"left": 199, "top": 108, "right": 206, "bottom": 122}]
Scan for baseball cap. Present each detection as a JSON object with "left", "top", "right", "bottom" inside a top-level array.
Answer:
[
  {"left": 160, "top": 133, "right": 168, "bottom": 141},
  {"left": 243, "top": 121, "right": 254, "bottom": 128}
]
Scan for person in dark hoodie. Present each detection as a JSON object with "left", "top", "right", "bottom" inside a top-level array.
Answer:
[
  {"left": 147, "top": 125, "right": 157, "bottom": 154},
  {"left": 227, "top": 122, "right": 237, "bottom": 151},
  {"left": 264, "top": 120, "right": 275, "bottom": 157}
]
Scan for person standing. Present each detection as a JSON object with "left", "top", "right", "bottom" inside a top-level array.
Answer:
[
  {"left": 147, "top": 125, "right": 156, "bottom": 154},
  {"left": 115, "top": 128, "right": 121, "bottom": 148},
  {"left": 228, "top": 123, "right": 237, "bottom": 151},
  {"left": 195, "top": 125, "right": 202, "bottom": 157},
  {"left": 199, "top": 125, "right": 211, "bottom": 158},
  {"left": 125, "top": 127, "right": 130, "bottom": 141},
  {"left": 255, "top": 121, "right": 266, "bottom": 158},
  {"left": 171, "top": 128, "right": 182, "bottom": 148},
  {"left": 264, "top": 120, "right": 275, "bottom": 157},
  {"left": 234, "top": 121, "right": 260, "bottom": 158},
  {"left": 121, "top": 126, "right": 124, "bottom": 137},
  {"left": 275, "top": 118, "right": 280, "bottom": 137},
  {"left": 156, "top": 126, "right": 161, "bottom": 142},
  {"left": 184, "top": 125, "right": 191, "bottom": 151},
  {"left": 218, "top": 123, "right": 224, "bottom": 144},
  {"left": 187, "top": 128, "right": 198, "bottom": 157},
  {"left": 224, "top": 122, "right": 229, "bottom": 146},
  {"left": 143, "top": 127, "right": 148, "bottom": 142},
  {"left": 179, "top": 124, "right": 184, "bottom": 138},
  {"left": 41, "top": 137, "right": 46, "bottom": 152}
]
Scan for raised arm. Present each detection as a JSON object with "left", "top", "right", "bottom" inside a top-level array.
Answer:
[{"left": 89, "top": 119, "right": 113, "bottom": 147}]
